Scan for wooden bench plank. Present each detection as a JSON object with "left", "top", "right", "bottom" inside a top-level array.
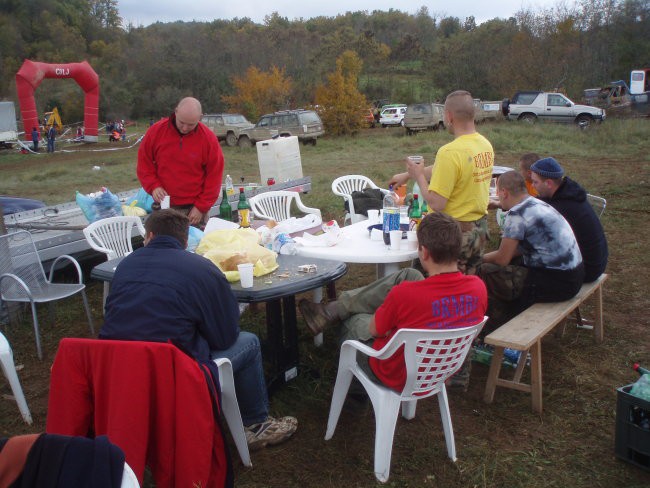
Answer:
[
  {"left": 483, "top": 274, "right": 608, "bottom": 414},
  {"left": 485, "top": 274, "right": 608, "bottom": 350}
]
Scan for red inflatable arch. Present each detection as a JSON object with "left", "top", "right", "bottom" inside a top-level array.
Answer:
[{"left": 15, "top": 60, "right": 99, "bottom": 143}]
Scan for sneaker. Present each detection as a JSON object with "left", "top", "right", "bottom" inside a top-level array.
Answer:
[{"left": 245, "top": 416, "right": 297, "bottom": 450}]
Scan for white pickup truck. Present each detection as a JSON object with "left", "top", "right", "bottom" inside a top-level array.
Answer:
[{"left": 502, "top": 91, "right": 605, "bottom": 128}]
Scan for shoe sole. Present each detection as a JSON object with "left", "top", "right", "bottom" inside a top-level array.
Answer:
[{"left": 298, "top": 299, "right": 324, "bottom": 336}]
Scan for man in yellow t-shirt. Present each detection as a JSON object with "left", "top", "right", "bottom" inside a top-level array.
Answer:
[{"left": 391, "top": 90, "right": 494, "bottom": 275}]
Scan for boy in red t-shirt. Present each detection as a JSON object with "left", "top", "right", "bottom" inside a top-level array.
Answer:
[{"left": 299, "top": 212, "right": 487, "bottom": 392}]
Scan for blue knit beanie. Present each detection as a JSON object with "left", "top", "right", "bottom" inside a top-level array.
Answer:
[{"left": 531, "top": 157, "right": 564, "bottom": 179}]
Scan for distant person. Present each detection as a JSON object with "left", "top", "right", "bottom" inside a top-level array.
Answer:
[
  {"left": 137, "top": 97, "right": 224, "bottom": 227},
  {"left": 100, "top": 209, "right": 298, "bottom": 451},
  {"left": 47, "top": 125, "right": 56, "bottom": 153},
  {"left": 389, "top": 90, "right": 494, "bottom": 275},
  {"left": 478, "top": 171, "right": 584, "bottom": 332},
  {"left": 120, "top": 125, "right": 126, "bottom": 142},
  {"left": 518, "top": 152, "right": 540, "bottom": 196},
  {"left": 530, "top": 157, "right": 608, "bottom": 283},
  {"left": 31, "top": 127, "right": 39, "bottom": 152},
  {"left": 299, "top": 212, "right": 487, "bottom": 392}
]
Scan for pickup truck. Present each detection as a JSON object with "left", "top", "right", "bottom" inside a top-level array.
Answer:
[{"left": 502, "top": 91, "right": 605, "bottom": 128}]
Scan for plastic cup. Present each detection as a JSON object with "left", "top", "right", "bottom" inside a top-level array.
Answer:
[
  {"left": 367, "top": 209, "right": 379, "bottom": 223},
  {"left": 407, "top": 155, "right": 423, "bottom": 165},
  {"left": 389, "top": 230, "right": 402, "bottom": 250},
  {"left": 161, "top": 195, "right": 170, "bottom": 209},
  {"left": 406, "top": 231, "right": 418, "bottom": 250},
  {"left": 399, "top": 205, "right": 409, "bottom": 223},
  {"left": 237, "top": 263, "right": 254, "bottom": 288}
]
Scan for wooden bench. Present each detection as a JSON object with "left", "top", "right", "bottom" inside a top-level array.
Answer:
[{"left": 483, "top": 274, "right": 608, "bottom": 414}]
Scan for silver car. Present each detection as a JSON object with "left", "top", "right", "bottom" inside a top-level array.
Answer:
[{"left": 201, "top": 113, "right": 254, "bottom": 147}]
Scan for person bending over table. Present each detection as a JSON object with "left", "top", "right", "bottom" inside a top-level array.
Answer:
[
  {"left": 99, "top": 209, "right": 297, "bottom": 451},
  {"left": 299, "top": 212, "right": 487, "bottom": 393},
  {"left": 478, "top": 171, "right": 584, "bottom": 334}
]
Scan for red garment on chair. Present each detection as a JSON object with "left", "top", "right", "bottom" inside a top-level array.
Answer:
[{"left": 46, "top": 338, "right": 229, "bottom": 488}]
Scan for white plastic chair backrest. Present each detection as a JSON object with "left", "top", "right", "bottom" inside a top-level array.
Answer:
[
  {"left": 586, "top": 194, "right": 606, "bottom": 219},
  {"left": 377, "top": 318, "right": 487, "bottom": 399},
  {"left": 0, "top": 230, "right": 49, "bottom": 298},
  {"left": 331, "top": 175, "right": 379, "bottom": 198},
  {"left": 83, "top": 216, "right": 146, "bottom": 260},
  {"left": 249, "top": 190, "right": 317, "bottom": 222}
]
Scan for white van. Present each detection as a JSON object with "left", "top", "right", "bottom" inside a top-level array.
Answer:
[{"left": 379, "top": 104, "right": 407, "bottom": 127}]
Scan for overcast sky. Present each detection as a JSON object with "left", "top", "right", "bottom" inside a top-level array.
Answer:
[{"left": 117, "top": 0, "right": 566, "bottom": 27}]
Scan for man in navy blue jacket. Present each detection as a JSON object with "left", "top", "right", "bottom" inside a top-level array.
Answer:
[
  {"left": 100, "top": 209, "right": 297, "bottom": 451},
  {"left": 530, "top": 157, "right": 608, "bottom": 283}
]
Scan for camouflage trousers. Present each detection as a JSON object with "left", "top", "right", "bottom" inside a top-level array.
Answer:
[
  {"left": 477, "top": 262, "right": 529, "bottom": 334},
  {"left": 458, "top": 216, "right": 489, "bottom": 275}
]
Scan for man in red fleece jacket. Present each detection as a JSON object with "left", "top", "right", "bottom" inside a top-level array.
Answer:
[{"left": 137, "top": 97, "right": 224, "bottom": 226}]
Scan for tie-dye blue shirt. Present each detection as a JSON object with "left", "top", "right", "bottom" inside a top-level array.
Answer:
[{"left": 503, "top": 196, "right": 582, "bottom": 270}]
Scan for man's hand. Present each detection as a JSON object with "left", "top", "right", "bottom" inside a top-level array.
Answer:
[
  {"left": 152, "top": 187, "right": 168, "bottom": 202},
  {"left": 406, "top": 158, "right": 425, "bottom": 181},
  {"left": 187, "top": 206, "right": 204, "bottom": 226},
  {"left": 388, "top": 172, "right": 410, "bottom": 188}
]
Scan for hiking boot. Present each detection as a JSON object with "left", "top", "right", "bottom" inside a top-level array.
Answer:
[
  {"left": 245, "top": 416, "right": 298, "bottom": 451},
  {"left": 298, "top": 299, "right": 340, "bottom": 335}
]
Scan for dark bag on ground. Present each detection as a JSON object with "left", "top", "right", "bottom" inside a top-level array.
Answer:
[{"left": 344, "top": 188, "right": 383, "bottom": 217}]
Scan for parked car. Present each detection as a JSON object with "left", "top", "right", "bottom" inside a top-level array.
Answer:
[
  {"left": 474, "top": 100, "right": 504, "bottom": 123},
  {"left": 502, "top": 91, "right": 605, "bottom": 128},
  {"left": 403, "top": 103, "right": 445, "bottom": 135},
  {"left": 379, "top": 104, "right": 407, "bottom": 127},
  {"left": 237, "top": 109, "right": 324, "bottom": 147},
  {"left": 201, "top": 113, "right": 254, "bottom": 147}
]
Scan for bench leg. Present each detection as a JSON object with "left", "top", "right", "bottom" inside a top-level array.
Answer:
[
  {"left": 593, "top": 285, "right": 604, "bottom": 343},
  {"left": 512, "top": 349, "right": 528, "bottom": 383},
  {"left": 530, "top": 341, "right": 543, "bottom": 414},
  {"left": 483, "top": 347, "right": 504, "bottom": 404}
]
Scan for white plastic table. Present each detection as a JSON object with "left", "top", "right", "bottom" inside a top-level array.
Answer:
[{"left": 295, "top": 219, "right": 418, "bottom": 278}]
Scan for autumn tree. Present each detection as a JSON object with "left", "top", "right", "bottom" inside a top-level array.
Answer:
[
  {"left": 314, "top": 50, "right": 368, "bottom": 136},
  {"left": 222, "top": 65, "right": 293, "bottom": 121}
]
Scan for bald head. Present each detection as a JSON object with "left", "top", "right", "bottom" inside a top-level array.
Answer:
[
  {"left": 174, "top": 97, "right": 202, "bottom": 134},
  {"left": 497, "top": 171, "right": 527, "bottom": 196},
  {"left": 444, "top": 90, "right": 475, "bottom": 123}
]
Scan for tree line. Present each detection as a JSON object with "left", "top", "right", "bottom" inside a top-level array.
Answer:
[{"left": 0, "top": 0, "right": 648, "bottom": 127}]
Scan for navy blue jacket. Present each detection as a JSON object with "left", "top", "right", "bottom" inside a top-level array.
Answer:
[
  {"left": 538, "top": 177, "right": 608, "bottom": 282},
  {"left": 100, "top": 235, "right": 240, "bottom": 361}
]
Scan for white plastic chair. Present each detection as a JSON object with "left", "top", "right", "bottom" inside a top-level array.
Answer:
[
  {"left": 249, "top": 190, "right": 321, "bottom": 222},
  {"left": 0, "top": 331, "right": 32, "bottom": 424},
  {"left": 0, "top": 230, "right": 94, "bottom": 360},
  {"left": 83, "top": 216, "right": 146, "bottom": 307},
  {"left": 587, "top": 194, "right": 606, "bottom": 218},
  {"left": 213, "top": 357, "right": 252, "bottom": 467},
  {"left": 331, "top": 175, "right": 386, "bottom": 225},
  {"left": 120, "top": 462, "right": 140, "bottom": 487},
  {"left": 325, "top": 318, "right": 487, "bottom": 483}
]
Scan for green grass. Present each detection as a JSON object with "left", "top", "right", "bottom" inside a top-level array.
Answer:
[{"left": 1, "top": 120, "right": 650, "bottom": 487}]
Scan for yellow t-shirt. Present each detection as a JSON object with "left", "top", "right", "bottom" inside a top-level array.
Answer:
[{"left": 428, "top": 133, "right": 494, "bottom": 221}]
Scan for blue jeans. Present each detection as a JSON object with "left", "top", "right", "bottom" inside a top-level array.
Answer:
[
  {"left": 47, "top": 139, "right": 55, "bottom": 152},
  {"left": 210, "top": 331, "right": 268, "bottom": 426}
]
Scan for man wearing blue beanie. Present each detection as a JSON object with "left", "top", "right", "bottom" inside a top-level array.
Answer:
[{"left": 530, "top": 157, "right": 608, "bottom": 283}]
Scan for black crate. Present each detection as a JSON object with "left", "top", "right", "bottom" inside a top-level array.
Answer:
[{"left": 615, "top": 384, "right": 650, "bottom": 472}]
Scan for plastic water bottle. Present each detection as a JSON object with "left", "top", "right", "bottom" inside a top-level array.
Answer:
[
  {"left": 273, "top": 233, "right": 297, "bottom": 255},
  {"left": 225, "top": 174, "right": 235, "bottom": 196},
  {"left": 633, "top": 363, "right": 650, "bottom": 376},
  {"left": 382, "top": 184, "right": 400, "bottom": 245},
  {"left": 630, "top": 373, "right": 650, "bottom": 402}
]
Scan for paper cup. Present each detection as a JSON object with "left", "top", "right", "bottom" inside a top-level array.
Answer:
[
  {"left": 367, "top": 209, "right": 379, "bottom": 224},
  {"left": 389, "top": 230, "right": 402, "bottom": 250},
  {"left": 237, "top": 263, "right": 254, "bottom": 288},
  {"left": 407, "top": 155, "right": 423, "bottom": 165},
  {"left": 406, "top": 231, "right": 418, "bottom": 250},
  {"left": 161, "top": 195, "right": 170, "bottom": 209}
]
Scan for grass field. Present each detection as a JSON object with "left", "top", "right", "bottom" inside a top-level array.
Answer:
[{"left": 1, "top": 119, "right": 649, "bottom": 487}]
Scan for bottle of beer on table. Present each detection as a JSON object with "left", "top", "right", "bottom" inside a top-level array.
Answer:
[
  {"left": 237, "top": 188, "right": 251, "bottom": 228},
  {"left": 409, "top": 194, "right": 422, "bottom": 230},
  {"left": 219, "top": 188, "right": 232, "bottom": 221}
]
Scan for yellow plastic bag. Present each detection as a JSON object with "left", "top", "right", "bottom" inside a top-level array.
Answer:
[{"left": 196, "top": 228, "right": 278, "bottom": 282}]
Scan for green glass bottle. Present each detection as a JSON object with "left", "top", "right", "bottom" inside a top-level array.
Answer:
[
  {"left": 237, "top": 187, "right": 251, "bottom": 228},
  {"left": 219, "top": 188, "right": 232, "bottom": 221},
  {"left": 420, "top": 198, "right": 429, "bottom": 217},
  {"left": 409, "top": 194, "right": 422, "bottom": 231}
]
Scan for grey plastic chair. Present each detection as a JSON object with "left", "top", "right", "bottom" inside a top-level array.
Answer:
[{"left": 0, "top": 230, "right": 94, "bottom": 359}]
